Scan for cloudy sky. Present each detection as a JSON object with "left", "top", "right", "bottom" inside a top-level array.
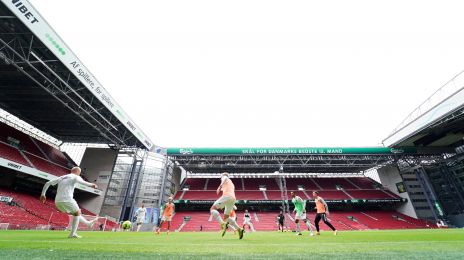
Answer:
[{"left": 30, "top": 0, "right": 464, "bottom": 148}]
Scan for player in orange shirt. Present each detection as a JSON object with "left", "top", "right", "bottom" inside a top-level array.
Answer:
[
  {"left": 210, "top": 172, "right": 244, "bottom": 239},
  {"left": 312, "top": 191, "right": 337, "bottom": 235},
  {"left": 156, "top": 196, "right": 175, "bottom": 234}
]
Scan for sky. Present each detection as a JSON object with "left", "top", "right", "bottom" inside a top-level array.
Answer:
[{"left": 29, "top": 0, "right": 464, "bottom": 148}]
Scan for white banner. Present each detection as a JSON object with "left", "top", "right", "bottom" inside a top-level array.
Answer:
[
  {"left": 1, "top": 0, "right": 153, "bottom": 150},
  {"left": 0, "top": 196, "right": 13, "bottom": 203},
  {"left": 0, "top": 157, "right": 101, "bottom": 195}
]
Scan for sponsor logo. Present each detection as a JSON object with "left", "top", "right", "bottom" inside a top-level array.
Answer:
[
  {"left": 127, "top": 121, "right": 136, "bottom": 131},
  {"left": 7, "top": 162, "right": 21, "bottom": 170},
  {"left": 144, "top": 140, "right": 152, "bottom": 148},
  {"left": 11, "top": 0, "right": 39, "bottom": 24},
  {"left": 390, "top": 148, "right": 405, "bottom": 154},
  {"left": 180, "top": 149, "right": 193, "bottom": 155}
]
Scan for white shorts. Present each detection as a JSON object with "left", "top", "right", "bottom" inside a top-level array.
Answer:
[
  {"left": 161, "top": 215, "right": 172, "bottom": 222},
  {"left": 136, "top": 217, "right": 145, "bottom": 224},
  {"left": 55, "top": 200, "right": 79, "bottom": 214},
  {"left": 212, "top": 196, "right": 236, "bottom": 215},
  {"left": 243, "top": 218, "right": 252, "bottom": 225},
  {"left": 295, "top": 211, "right": 306, "bottom": 220}
]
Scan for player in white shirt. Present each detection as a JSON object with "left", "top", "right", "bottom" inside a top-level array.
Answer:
[
  {"left": 135, "top": 204, "right": 147, "bottom": 232},
  {"left": 40, "top": 166, "right": 99, "bottom": 238},
  {"left": 242, "top": 209, "right": 255, "bottom": 232}
]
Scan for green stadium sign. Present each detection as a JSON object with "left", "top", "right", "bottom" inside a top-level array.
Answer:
[{"left": 167, "top": 147, "right": 416, "bottom": 155}]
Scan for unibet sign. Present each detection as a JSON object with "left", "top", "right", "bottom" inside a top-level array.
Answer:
[
  {"left": 11, "top": 0, "right": 38, "bottom": 24},
  {"left": 1, "top": 0, "right": 154, "bottom": 150}
]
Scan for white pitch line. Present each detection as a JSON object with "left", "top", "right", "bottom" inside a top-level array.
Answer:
[{"left": 0, "top": 239, "right": 461, "bottom": 246}]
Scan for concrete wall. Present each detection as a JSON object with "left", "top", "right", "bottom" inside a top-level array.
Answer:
[
  {"left": 76, "top": 147, "right": 118, "bottom": 215},
  {"left": 172, "top": 167, "right": 182, "bottom": 193},
  {"left": 448, "top": 213, "right": 464, "bottom": 228},
  {"left": 377, "top": 165, "right": 418, "bottom": 218}
]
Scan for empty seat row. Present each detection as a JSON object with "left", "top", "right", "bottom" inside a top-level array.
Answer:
[
  {"left": 171, "top": 210, "right": 434, "bottom": 232},
  {"left": 181, "top": 177, "right": 379, "bottom": 191},
  {"left": 175, "top": 189, "right": 398, "bottom": 200}
]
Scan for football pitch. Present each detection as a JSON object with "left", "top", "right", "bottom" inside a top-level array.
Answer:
[{"left": 0, "top": 229, "right": 463, "bottom": 259}]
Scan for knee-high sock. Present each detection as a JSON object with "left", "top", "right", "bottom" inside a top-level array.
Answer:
[
  {"left": 210, "top": 210, "right": 224, "bottom": 224},
  {"left": 71, "top": 216, "right": 79, "bottom": 236},
  {"left": 78, "top": 215, "right": 91, "bottom": 227},
  {"left": 227, "top": 217, "right": 241, "bottom": 230},
  {"left": 305, "top": 221, "right": 314, "bottom": 232},
  {"left": 249, "top": 222, "right": 255, "bottom": 232},
  {"left": 137, "top": 224, "right": 141, "bottom": 232},
  {"left": 229, "top": 224, "right": 237, "bottom": 231},
  {"left": 296, "top": 222, "right": 301, "bottom": 233}
]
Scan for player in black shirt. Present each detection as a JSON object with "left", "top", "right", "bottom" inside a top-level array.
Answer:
[{"left": 277, "top": 211, "right": 285, "bottom": 232}]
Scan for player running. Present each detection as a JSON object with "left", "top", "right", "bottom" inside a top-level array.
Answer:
[
  {"left": 134, "top": 204, "right": 147, "bottom": 232},
  {"left": 210, "top": 172, "right": 244, "bottom": 239},
  {"left": 40, "top": 166, "right": 99, "bottom": 238},
  {"left": 156, "top": 197, "right": 175, "bottom": 234},
  {"left": 242, "top": 209, "right": 255, "bottom": 232},
  {"left": 301, "top": 209, "right": 315, "bottom": 236},
  {"left": 291, "top": 192, "right": 315, "bottom": 236},
  {"left": 277, "top": 211, "right": 285, "bottom": 232},
  {"left": 312, "top": 191, "right": 337, "bottom": 235},
  {"left": 227, "top": 206, "right": 238, "bottom": 234}
]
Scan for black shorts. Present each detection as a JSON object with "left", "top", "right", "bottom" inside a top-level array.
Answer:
[{"left": 278, "top": 220, "right": 284, "bottom": 225}]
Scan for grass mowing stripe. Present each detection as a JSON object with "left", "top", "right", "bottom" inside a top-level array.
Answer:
[{"left": 0, "top": 229, "right": 463, "bottom": 259}]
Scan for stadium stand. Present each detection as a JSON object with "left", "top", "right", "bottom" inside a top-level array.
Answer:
[
  {"left": 266, "top": 191, "right": 285, "bottom": 200},
  {"left": 345, "top": 177, "right": 377, "bottom": 189},
  {"left": 171, "top": 209, "right": 432, "bottom": 232},
  {"left": 0, "top": 187, "right": 117, "bottom": 230},
  {"left": 345, "top": 189, "right": 397, "bottom": 200},
  {"left": 171, "top": 176, "right": 427, "bottom": 231},
  {"left": 243, "top": 178, "right": 280, "bottom": 190},
  {"left": 183, "top": 178, "right": 207, "bottom": 190},
  {"left": 0, "top": 142, "right": 31, "bottom": 166},
  {"left": 24, "top": 152, "right": 71, "bottom": 177},
  {"left": 175, "top": 177, "right": 400, "bottom": 201},
  {"left": 285, "top": 178, "right": 319, "bottom": 190},
  {"left": 0, "top": 122, "right": 74, "bottom": 177},
  {"left": 181, "top": 191, "right": 216, "bottom": 200},
  {"left": 0, "top": 122, "right": 44, "bottom": 156}
]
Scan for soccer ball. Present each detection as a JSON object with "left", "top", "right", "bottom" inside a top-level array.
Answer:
[{"left": 122, "top": 220, "right": 132, "bottom": 230}]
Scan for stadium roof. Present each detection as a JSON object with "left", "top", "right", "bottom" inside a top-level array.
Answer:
[
  {"left": 168, "top": 147, "right": 447, "bottom": 173},
  {"left": 383, "top": 71, "right": 464, "bottom": 149},
  {"left": 0, "top": 1, "right": 154, "bottom": 150}
]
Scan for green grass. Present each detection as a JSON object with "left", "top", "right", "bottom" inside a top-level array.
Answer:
[{"left": 0, "top": 229, "right": 463, "bottom": 259}]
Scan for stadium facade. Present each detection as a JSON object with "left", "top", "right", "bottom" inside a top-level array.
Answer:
[{"left": 1, "top": 0, "right": 464, "bottom": 230}]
